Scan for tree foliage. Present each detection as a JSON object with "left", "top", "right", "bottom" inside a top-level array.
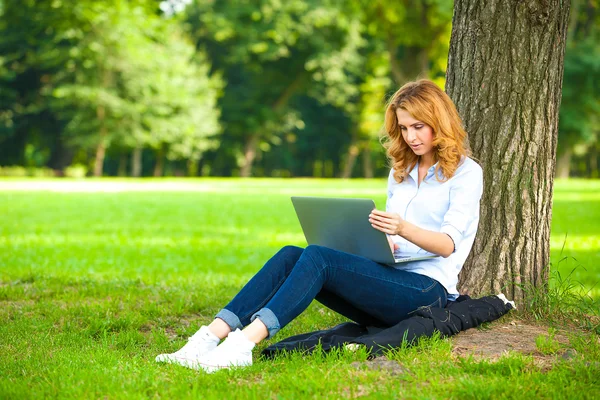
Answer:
[
  {"left": 0, "top": 0, "right": 220, "bottom": 175},
  {"left": 557, "top": 0, "right": 600, "bottom": 177},
  {"left": 0, "top": 0, "right": 595, "bottom": 177}
]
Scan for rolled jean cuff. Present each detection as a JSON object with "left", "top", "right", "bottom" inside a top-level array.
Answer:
[
  {"left": 215, "top": 308, "right": 243, "bottom": 332},
  {"left": 251, "top": 307, "right": 281, "bottom": 339}
]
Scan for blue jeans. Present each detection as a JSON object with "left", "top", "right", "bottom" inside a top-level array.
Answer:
[{"left": 215, "top": 245, "right": 447, "bottom": 338}]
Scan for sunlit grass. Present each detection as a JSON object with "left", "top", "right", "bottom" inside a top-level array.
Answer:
[
  {"left": 0, "top": 178, "right": 599, "bottom": 398},
  {"left": 550, "top": 179, "right": 600, "bottom": 298},
  {"left": 1, "top": 178, "right": 598, "bottom": 291}
]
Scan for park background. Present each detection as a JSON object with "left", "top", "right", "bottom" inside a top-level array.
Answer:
[
  {"left": 0, "top": 0, "right": 599, "bottom": 180},
  {"left": 1, "top": 0, "right": 600, "bottom": 398}
]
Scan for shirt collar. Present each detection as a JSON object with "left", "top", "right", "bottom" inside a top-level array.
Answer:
[
  {"left": 408, "top": 162, "right": 419, "bottom": 183},
  {"left": 408, "top": 160, "right": 440, "bottom": 183}
]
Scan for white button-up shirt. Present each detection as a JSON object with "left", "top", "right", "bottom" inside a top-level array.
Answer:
[{"left": 386, "top": 157, "right": 484, "bottom": 299}]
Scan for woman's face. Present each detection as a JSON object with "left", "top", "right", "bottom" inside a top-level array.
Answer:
[{"left": 396, "top": 109, "right": 435, "bottom": 159}]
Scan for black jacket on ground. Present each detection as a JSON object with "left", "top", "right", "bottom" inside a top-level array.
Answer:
[{"left": 261, "top": 295, "right": 513, "bottom": 358}]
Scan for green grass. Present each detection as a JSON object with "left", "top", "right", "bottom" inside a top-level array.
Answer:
[
  {"left": 1, "top": 178, "right": 599, "bottom": 399},
  {"left": 550, "top": 179, "right": 600, "bottom": 297}
]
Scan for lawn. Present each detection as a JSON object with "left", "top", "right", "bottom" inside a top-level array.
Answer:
[
  {"left": 549, "top": 179, "right": 600, "bottom": 295},
  {"left": 0, "top": 178, "right": 599, "bottom": 399}
]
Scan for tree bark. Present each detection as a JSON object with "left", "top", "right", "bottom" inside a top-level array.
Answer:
[{"left": 445, "top": 0, "right": 570, "bottom": 302}]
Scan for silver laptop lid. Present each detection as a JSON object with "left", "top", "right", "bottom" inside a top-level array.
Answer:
[
  {"left": 291, "top": 196, "right": 398, "bottom": 264},
  {"left": 291, "top": 196, "right": 439, "bottom": 264}
]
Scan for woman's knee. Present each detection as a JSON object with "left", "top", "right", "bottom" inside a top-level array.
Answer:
[
  {"left": 296, "top": 245, "right": 329, "bottom": 272},
  {"left": 304, "top": 245, "right": 339, "bottom": 260},
  {"left": 277, "top": 245, "right": 304, "bottom": 261},
  {"left": 304, "top": 244, "right": 328, "bottom": 254},
  {"left": 301, "top": 245, "right": 321, "bottom": 262},
  {"left": 268, "top": 245, "right": 303, "bottom": 273}
]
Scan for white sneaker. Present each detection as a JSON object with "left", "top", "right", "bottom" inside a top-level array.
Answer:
[
  {"left": 195, "top": 328, "right": 255, "bottom": 373},
  {"left": 155, "top": 325, "right": 221, "bottom": 367},
  {"left": 345, "top": 343, "right": 363, "bottom": 352},
  {"left": 496, "top": 293, "right": 517, "bottom": 310}
]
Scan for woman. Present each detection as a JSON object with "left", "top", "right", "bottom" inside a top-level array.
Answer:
[{"left": 155, "top": 79, "right": 484, "bottom": 373}]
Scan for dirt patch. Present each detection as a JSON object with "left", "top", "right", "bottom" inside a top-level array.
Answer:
[
  {"left": 349, "top": 320, "right": 577, "bottom": 374},
  {"left": 451, "top": 319, "right": 572, "bottom": 368}
]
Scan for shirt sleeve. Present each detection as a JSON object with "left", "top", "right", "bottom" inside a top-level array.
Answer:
[
  {"left": 385, "top": 168, "right": 395, "bottom": 212},
  {"left": 440, "top": 162, "right": 484, "bottom": 252},
  {"left": 385, "top": 168, "right": 404, "bottom": 245}
]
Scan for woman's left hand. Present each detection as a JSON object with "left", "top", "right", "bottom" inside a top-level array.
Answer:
[{"left": 369, "top": 209, "right": 406, "bottom": 236}]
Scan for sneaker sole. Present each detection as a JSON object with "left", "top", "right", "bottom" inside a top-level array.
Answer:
[{"left": 196, "top": 360, "right": 252, "bottom": 374}]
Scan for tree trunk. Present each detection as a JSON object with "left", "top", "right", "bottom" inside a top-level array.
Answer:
[
  {"left": 381, "top": 1, "right": 432, "bottom": 86},
  {"left": 116, "top": 153, "right": 126, "bottom": 177},
  {"left": 387, "top": 41, "right": 430, "bottom": 85},
  {"left": 445, "top": 0, "right": 570, "bottom": 302},
  {"left": 131, "top": 147, "right": 142, "bottom": 177},
  {"left": 240, "top": 73, "right": 308, "bottom": 177},
  {"left": 362, "top": 147, "right": 373, "bottom": 179},
  {"left": 94, "top": 68, "right": 111, "bottom": 178},
  {"left": 240, "top": 134, "right": 258, "bottom": 178},
  {"left": 93, "top": 140, "right": 106, "bottom": 177},
  {"left": 93, "top": 104, "right": 107, "bottom": 177},
  {"left": 341, "top": 131, "right": 360, "bottom": 179},
  {"left": 313, "top": 159, "right": 323, "bottom": 178},
  {"left": 47, "top": 131, "right": 74, "bottom": 172},
  {"left": 567, "top": 0, "right": 580, "bottom": 42},
  {"left": 589, "top": 144, "right": 598, "bottom": 179},
  {"left": 198, "top": 157, "right": 207, "bottom": 176},
  {"left": 556, "top": 148, "right": 572, "bottom": 179},
  {"left": 386, "top": 34, "right": 406, "bottom": 85},
  {"left": 153, "top": 146, "right": 164, "bottom": 177},
  {"left": 187, "top": 158, "right": 198, "bottom": 177}
]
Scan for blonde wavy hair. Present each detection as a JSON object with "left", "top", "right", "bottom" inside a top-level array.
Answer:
[{"left": 382, "top": 79, "right": 470, "bottom": 183}]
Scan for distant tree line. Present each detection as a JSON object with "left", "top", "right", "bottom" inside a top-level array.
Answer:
[{"left": 0, "top": 0, "right": 598, "bottom": 178}]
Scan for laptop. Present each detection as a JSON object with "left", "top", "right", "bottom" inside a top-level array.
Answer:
[{"left": 291, "top": 196, "right": 439, "bottom": 265}]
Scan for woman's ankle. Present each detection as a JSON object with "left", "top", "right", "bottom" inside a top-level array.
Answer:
[
  {"left": 208, "top": 318, "right": 232, "bottom": 340},
  {"left": 242, "top": 318, "right": 269, "bottom": 344}
]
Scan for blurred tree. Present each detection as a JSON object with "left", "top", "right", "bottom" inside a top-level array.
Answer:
[
  {"left": 184, "top": 0, "right": 362, "bottom": 177},
  {"left": 0, "top": 0, "right": 71, "bottom": 169},
  {"left": 446, "top": 0, "right": 570, "bottom": 302},
  {"left": 111, "top": 15, "right": 222, "bottom": 177},
  {"left": 336, "top": 0, "right": 453, "bottom": 179},
  {"left": 4, "top": 0, "right": 592, "bottom": 180},
  {"left": 183, "top": 0, "right": 453, "bottom": 178},
  {"left": 556, "top": 0, "right": 600, "bottom": 178},
  {"left": 0, "top": 0, "right": 220, "bottom": 176},
  {"left": 360, "top": 0, "right": 453, "bottom": 87},
  {"left": 338, "top": 50, "right": 391, "bottom": 179},
  {"left": 258, "top": 95, "right": 353, "bottom": 178}
]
